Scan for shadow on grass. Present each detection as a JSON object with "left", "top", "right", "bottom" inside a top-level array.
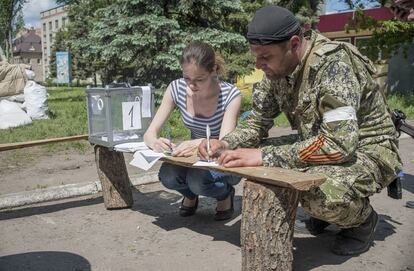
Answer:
[{"left": 0, "top": 251, "right": 91, "bottom": 271}]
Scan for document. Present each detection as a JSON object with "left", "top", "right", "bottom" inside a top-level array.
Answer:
[
  {"left": 114, "top": 142, "right": 148, "bottom": 152},
  {"left": 130, "top": 149, "right": 165, "bottom": 171},
  {"left": 193, "top": 160, "right": 219, "bottom": 167}
]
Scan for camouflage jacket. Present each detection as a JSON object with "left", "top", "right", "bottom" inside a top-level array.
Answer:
[{"left": 223, "top": 30, "right": 402, "bottom": 184}]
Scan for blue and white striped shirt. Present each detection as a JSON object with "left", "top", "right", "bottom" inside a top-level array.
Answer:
[{"left": 170, "top": 78, "right": 241, "bottom": 139}]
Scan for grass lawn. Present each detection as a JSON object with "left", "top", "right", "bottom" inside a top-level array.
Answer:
[{"left": 0, "top": 87, "right": 412, "bottom": 153}]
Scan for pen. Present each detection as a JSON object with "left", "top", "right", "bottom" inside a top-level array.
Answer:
[
  {"left": 206, "top": 124, "right": 211, "bottom": 162},
  {"left": 165, "top": 126, "right": 173, "bottom": 153}
]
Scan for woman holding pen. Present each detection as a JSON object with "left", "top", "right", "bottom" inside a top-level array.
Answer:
[{"left": 144, "top": 41, "right": 242, "bottom": 220}]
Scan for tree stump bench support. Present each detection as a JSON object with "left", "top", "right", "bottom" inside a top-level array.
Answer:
[
  {"left": 94, "top": 150, "right": 325, "bottom": 270},
  {"left": 160, "top": 156, "right": 325, "bottom": 271},
  {"left": 94, "top": 146, "right": 133, "bottom": 209}
]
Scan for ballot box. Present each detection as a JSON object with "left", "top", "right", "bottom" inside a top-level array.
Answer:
[{"left": 85, "top": 83, "right": 155, "bottom": 148}]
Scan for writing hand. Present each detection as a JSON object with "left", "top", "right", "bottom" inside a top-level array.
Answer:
[
  {"left": 153, "top": 137, "right": 176, "bottom": 153},
  {"left": 198, "top": 139, "right": 228, "bottom": 161},
  {"left": 217, "top": 148, "right": 263, "bottom": 168}
]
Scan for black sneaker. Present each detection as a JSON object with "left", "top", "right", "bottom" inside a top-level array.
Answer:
[
  {"left": 331, "top": 209, "right": 379, "bottom": 256},
  {"left": 305, "top": 216, "right": 330, "bottom": 235}
]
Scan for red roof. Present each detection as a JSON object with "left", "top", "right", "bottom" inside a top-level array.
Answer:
[
  {"left": 317, "top": 7, "right": 394, "bottom": 33},
  {"left": 12, "top": 30, "right": 42, "bottom": 54}
]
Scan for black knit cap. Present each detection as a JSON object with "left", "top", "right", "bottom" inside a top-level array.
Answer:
[{"left": 247, "top": 5, "right": 301, "bottom": 45}]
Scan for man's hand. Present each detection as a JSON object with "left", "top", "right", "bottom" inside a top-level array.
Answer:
[
  {"left": 217, "top": 148, "right": 263, "bottom": 168},
  {"left": 198, "top": 139, "right": 229, "bottom": 161}
]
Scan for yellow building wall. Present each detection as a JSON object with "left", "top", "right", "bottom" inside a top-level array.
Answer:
[{"left": 236, "top": 68, "right": 264, "bottom": 96}]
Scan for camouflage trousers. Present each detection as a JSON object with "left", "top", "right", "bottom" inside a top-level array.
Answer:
[{"left": 261, "top": 136, "right": 387, "bottom": 228}]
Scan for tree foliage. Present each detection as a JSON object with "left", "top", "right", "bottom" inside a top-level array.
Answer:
[
  {"left": 0, "top": 0, "right": 27, "bottom": 61},
  {"left": 59, "top": 0, "right": 325, "bottom": 87},
  {"left": 344, "top": 5, "right": 414, "bottom": 61}
]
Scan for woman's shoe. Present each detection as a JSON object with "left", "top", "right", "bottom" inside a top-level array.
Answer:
[
  {"left": 179, "top": 196, "right": 198, "bottom": 217},
  {"left": 214, "top": 187, "right": 235, "bottom": 221}
]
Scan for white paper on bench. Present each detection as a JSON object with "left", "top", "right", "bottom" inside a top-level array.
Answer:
[
  {"left": 114, "top": 142, "right": 148, "bottom": 152},
  {"left": 193, "top": 160, "right": 219, "bottom": 167},
  {"left": 130, "top": 149, "right": 165, "bottom": 171}
]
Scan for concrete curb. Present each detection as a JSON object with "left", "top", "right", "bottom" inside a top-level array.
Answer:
[{"left": 0, "top": 173, "right": 159, "bottom": 210}]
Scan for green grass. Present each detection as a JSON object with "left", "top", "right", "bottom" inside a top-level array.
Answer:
[
  {"left": 0, "top": 87, "right": 412, "bottom": 153},
  {"left": 0, "top": 87, "right": 90, "bottom": 152},
  {"left": 387, "top": 94, "right": 414, "bottom": 119}
]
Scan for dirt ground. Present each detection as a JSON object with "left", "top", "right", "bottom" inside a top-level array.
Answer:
[{"left": 0, "top": 127, "right": 413, "bottom": 271}]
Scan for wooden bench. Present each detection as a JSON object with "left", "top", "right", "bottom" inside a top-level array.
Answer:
[{"left": 94, "top": 146, "right": 326, "bottom": 271}]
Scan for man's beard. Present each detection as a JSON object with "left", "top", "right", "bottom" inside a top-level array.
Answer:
[{"left": 264, "top": 71, "right": 284, "bottom": 80}]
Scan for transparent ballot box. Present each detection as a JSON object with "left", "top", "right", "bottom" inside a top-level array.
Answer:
[{"left": 85, "top": 84, "right": 155, "bottom": 148}]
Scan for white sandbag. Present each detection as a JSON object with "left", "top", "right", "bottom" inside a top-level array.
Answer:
[
  {"left": 24, "top": 80, "right": 49, "bottom": 119},
  {"left": 0, "top": 100, "right": 32, "bottom": 129},
  {"left": 6, "top": 93, "right": 25, "bottom": 103},
  {"left": 25, "top": 69, "right": 36, "bottom": 80}
]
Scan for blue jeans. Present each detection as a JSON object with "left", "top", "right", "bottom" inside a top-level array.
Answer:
[{"left": 158, "top": 163, "right": 241, "bottom": 201}]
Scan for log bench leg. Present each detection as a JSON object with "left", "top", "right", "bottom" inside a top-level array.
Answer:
[
  {"left": 241, "top": 180, "right": 300, "bottom": 271},
  {"left": 94, "top": 146, "right": 133, "bottom": 209}
]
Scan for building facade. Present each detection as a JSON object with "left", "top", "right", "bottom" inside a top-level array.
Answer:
[
  {"left": 40, "top": 5, "right": 68, "bottom": 81},
  {"left": 317, "top": 7, "right": 394, "bottom": 59},
  {"left": 317, "top": 7, "right": 413, "bottom": 94},
  {"left": 12, "top": 28, "right": 43, "bottom": 81}
]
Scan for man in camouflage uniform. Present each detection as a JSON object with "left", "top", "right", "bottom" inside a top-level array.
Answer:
[{"left": 198, "top": 5, "right": 402, "bottom": 255}]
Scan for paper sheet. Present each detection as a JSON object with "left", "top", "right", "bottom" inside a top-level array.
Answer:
[
  {"left": 141, "top": 86, "right": 152, "bottom": 118},
  {"left": 129, "top": 149, "right": 165, "bottom": 171},
  {"left": 193, "top": 160, "right": 219, "bottom": 167},
  {"left": 114, "top": 142, "right": 149, "bottom": 153}
]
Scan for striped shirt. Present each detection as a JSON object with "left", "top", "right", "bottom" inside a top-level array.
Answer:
[{"left": 170, "top": 78, "right": 241, "bottom": 139}]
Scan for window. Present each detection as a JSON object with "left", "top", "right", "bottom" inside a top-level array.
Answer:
[
  {"left": 62, "top": 17, "right": 66, "bottom": 27},
  {"left": 43, "top": 23, "right": 46, "bottom": 32},
  {"left": 49, "top": 21, "right": 52, "bottom": 30},
  {"left": 38, "top": 59, "right": 41, "bottom": 64},
  {"left": 55, "top": 19, "right": 59, "bottom": 29},
  {"left": 49, "top": 34, "right": 53, "bottom": 43}
]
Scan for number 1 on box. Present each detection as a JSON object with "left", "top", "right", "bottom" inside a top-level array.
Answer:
[{"left": 122, "top": 102, "right": 142, "bottom": 130}]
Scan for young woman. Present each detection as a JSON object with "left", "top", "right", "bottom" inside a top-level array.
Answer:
[{"left": 144, "top": 41, "right": 242, "bottom": 220}]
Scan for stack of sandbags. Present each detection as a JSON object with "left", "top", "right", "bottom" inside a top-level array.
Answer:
[
  {"left": 0, "top": 62, "right": 29, "bottom": 98},
  {"left": 23, "top": 80, "right": 49, "bottom": 120},
  {"left": 0, "top": 100, "right": 32, "bottom": 129}
]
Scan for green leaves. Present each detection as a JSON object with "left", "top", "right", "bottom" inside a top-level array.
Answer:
[
  {"left": 345, "top": 7, "right": 414, "bottom": 61},
  {"left": 61, "top": 0, "right": 253, "bottom": 87}
]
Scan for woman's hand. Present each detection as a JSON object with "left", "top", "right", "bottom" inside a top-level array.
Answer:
[
  {"left": 172, "top": 139, "right": 202, "bottom": 157},
  {"left": 152, "top": 137, "right": 175, "bottom": 153}
]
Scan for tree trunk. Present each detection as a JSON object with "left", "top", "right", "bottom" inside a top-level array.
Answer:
[
  {"left": 0, "top": 45, "right": 6, "bottom": 62},
  {"left": 94, "top": 145, "right": 133, "bottom": 209},
  {"left": 241, "top": 180, "right": 300, "bottom": 271}
]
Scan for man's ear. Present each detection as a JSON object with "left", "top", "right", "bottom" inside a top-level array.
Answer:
[{"left": 289, "top": 36, "right": 301, "bottom": 52}]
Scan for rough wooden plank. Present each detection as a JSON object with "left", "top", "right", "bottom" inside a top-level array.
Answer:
[
  {"left": 0, "top": 134, "right": 89, "bottom": 152},
  {"left": 241, "top": 180, "right": 300, "bottom": 271},
  {"left": 94, "top": 145, "right": 133, "bottom": 209},
  {"left": 161, "top": 156, "right": 325, "bottom": 191}
]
